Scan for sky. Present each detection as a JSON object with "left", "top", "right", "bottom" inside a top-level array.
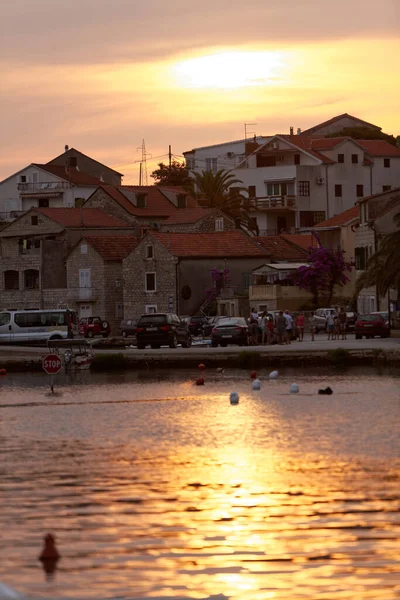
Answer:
[{"left": 1, "top": 0, "right": 399, "bottom": 183}]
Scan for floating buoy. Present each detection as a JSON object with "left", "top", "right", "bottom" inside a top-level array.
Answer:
[
  {"left": 318, "top": 386, "right": 333, "bottom": 395},
  {"left": 39, "top": 533, "right": 60, "bottom": 561},
  {"left": 198, "top": 363, "right": 205, "bottom": 371},
  {"left": 290, "top": 383, "right": 299, "bottom": 394},
  {"left": 230, "top": 392, "right": 239, "bottom": 404},
  {"left": 250, "top": 370, "right": 257, "bottom": 379},
  {"left": 216, "top": 367, "right": 225, "bottom": 374},
  {"left": 252, "top": 378, "right": 261, "bottom": 390},
  {"left": 0, "top": 368, "right": 7, "bottom": 375},
  {"left": 269, "top": 370, "right": 278, "bottom": 380},
  {"left": 196, "top": 377, "right": 204, "bottom": 386}
]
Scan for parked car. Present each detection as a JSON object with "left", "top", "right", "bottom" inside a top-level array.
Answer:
[
  {"left": 79, "top": 316, "right": 111, "bottom": 338},
  {"left": 314, "top": 308, "right": 337, "bottom": 332},
  {"left": 370, "top": 311, "right": 389, "bottom": 326},
  {"left": 211, "top": 317, "right": 249, "bottom": 347},
  {"left": 188, "top": 315, "right": 208, "bottom": 336},
  {"left": 355, "top": 314, "right": 389, "bottom": 339},
  {"left": 119, "top": 318, "right": 137, "bottom": 337},
  {"left": 202, "top": 316, "right": 228, "bottom": 337},
  {"left": 136, "top": 313, "right": 192, "bottom": 349}
]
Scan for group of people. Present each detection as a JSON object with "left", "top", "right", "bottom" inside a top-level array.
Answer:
[{"left": 248, "top": 307, "right": 348, "bottom": 345}]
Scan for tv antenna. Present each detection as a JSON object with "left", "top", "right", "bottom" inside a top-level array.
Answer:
[
  {"left": 136, "top": 139, "right": 152, "bottom": 185},
  {"left": 244, "top": 123, "right": 257, "bottom": 139}
]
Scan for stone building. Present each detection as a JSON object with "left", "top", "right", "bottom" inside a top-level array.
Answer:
[
  {"left": 0, "top": 207, "right": 134, "bottom": 310},
  {"left": 66, "top": 236, "right": 137, "bottom": 331},
  {"left": 123, "top": 230, "right": 268, "bottom": 318},
  {"left": 160, "top": 208, "right": 235, "bottom": 232}
]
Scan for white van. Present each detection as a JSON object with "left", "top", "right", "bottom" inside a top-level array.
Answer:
[{"left": 0, "top": 309, "right": 77, "bottom": 344}]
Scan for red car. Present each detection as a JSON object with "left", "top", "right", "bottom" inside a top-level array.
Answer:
[
  {"left": 355, "top": 314, "right": 389, "bottom": 339},
  {"left": 79, "top": 317, "right": 111, "bottom": 338}
]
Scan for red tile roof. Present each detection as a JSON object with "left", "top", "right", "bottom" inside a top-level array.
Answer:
[
  {"left": 163, "top": 207, "right": 225, "bottom": 225},
  {"left": 356, "top": 140, "right": 400, "bottom": 157},
  {"left": 276, "top": 136, "right": 336, "bottom": 164},
  {"left": 33, "top": 207, "right": 131, "bottom": 228},
  {"left": 280, "top": 233, "right": 319, "bottom": 249},
  {"left": 314, "top": 206, "right": 359, "bottom": 228},
  {"left": 256, "top": 236, "right": 309, "bottom": 261},
  {"left": 83, "top": 235, "right": 137, "bottom": 260},
  {"left": 300, "top": 113, "right": 381, "bottom": 136},
  {"left": 150, "top": 231, "right": 266, "bottom": 258},
  {"left": 33, "top": 164, "right": 102, "bottom": 185}
]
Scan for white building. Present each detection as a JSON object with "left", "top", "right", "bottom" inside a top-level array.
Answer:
[
  {"left": 230, "top": 135, "right": 400, "bottom": 235},
  {"left": 0, "top": 163, "right": 102, "bottom": 221},
  {"left": 183, "top": 136, "right": 270, "bottom": 174}
]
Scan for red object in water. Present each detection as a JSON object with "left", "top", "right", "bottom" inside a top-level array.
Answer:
[
  {"left": 196, "top": 377, "right": 205, "bottom": 386},
  {"left": 198, "top": 363, "right": 206, "bottom": 370},
  {"left": 251, "top": 371, "right": 257, "bottom": 379},
  {"left": 39, "top": 533, "right": 60, "bottom": 561},
  {"left": 0, "top": 368, "right": 7, "bottom": 375}
]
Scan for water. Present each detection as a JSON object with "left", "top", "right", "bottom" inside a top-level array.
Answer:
[{"left": 0, "top": 368, "right": 399, "bottom": 600}]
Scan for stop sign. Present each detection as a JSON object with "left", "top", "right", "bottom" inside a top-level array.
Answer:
[{"left": 43, "top": 354, "right": 62, "bottom": 375}]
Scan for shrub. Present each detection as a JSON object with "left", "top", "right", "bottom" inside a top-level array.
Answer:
[{"left": 328, "top": 347, "right": 350, "bottom": 365}]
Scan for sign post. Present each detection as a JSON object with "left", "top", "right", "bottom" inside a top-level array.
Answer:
[{"left": 43, "top": 354, "right": 62, "bottom": 393}]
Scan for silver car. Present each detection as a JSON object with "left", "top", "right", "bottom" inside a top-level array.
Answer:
[{"left": 314, "top": 308, "right": 337, "bottom": 332}]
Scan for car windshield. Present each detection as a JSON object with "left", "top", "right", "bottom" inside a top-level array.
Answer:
[
  {"left": 359, "top": 315, "right": 380, "bottom": 321},
  {"left": 217, "top": 318, "right": 246, "bottom": 327},
  {"left": 138, "top": 315, "right": 167, "bottom": 325}
]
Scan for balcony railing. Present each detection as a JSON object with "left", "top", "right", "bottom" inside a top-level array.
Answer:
[
  {"left": 18, "top": 181, "right": 70, "bottom": 192},
  {"left": 67, "top": 287, "right": 97, "bottom": 301},
  {"left": 253, "top": 195, "right": 296, "bottom": 210}
]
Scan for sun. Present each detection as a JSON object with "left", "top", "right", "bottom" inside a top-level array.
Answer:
[{"left": 172, "top": 50, "right": 284, "bottom": 90}]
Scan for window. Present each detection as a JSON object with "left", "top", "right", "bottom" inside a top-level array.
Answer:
[
  {"left": 338, "top": 153, "right": 344, "bottom": 163},
  {"left": 145, "top": 305, "right": 157, "bottom": 313},
  {"left": 205, "top": 157, "right": 217, "bottom": 173},
  {"left": 19, "top": 175, "right": 27, "bottom": 183},
  {"left": 299, "top": 211, "right": 326, "bottom": 227},
  {"left": 248, "top": 185, "right": 256, "bottom": 198},
  {"left": 383, "top": 185, "right": 391, "bottom": 192},
  {"left": 136, "top": 194, "right": 146, "bottom": 208},
  {"left": 146, "top": 245, "right": 154, "bottom": 259},
  {"left": 34, "top": 239, "right": 41, "bottom": 249},
  {"left": 115, "top": 303, "right": 124, "bottom": 319},
  {"left": 177, "top": 194, "right": 187, "bottom": 208},
  {"left": 298, "top": 181, "right": 310, "bottom": 196},
  {"left": 215, "top": 217, "right": 224, "bottom": 231},
  {"left": 335, "top": 184, "right": 342, "bottom": 197},
  {"left": 355, "top": 247, "right": 366, "bottom": 270},
  {"left": 24, "top": 269, "right": 39, "bottom": 289},
  {"left": 38, "top": 199, "right": 49, "bottom": 208},
  {"left": 384, "top": 158, "right": 391, "bottom": 168},
  {"left": 0, "top": 312, "right": 11, "bottom": 326},
  {"left": 266, "top": 183, "right": 287, "bottom": 196},
  {"left": 257, "top": 155, "right": 276, "bottom": 167},
  {"left": 356, "top": 184, "right": 364, "bottom": 197},
  {"left": 294, "top": 153, "right": 300, "bottom": 165},
  {"left": 31, "top": 171, "right": 39, "bottom": 183},
  {"left": 31, "top": 216, "right": 38, "bottom": 226},
  {"left": 4, "top": 270, "right": 19, "bottom": 290},
  {"left": 351, "top": 154, "right": 358, "bottom": 164},
  {"left": 115, "top": 279, "right": 121, "bottom": 288},
  {"left": 145, "top": 272, "right": 156, "bottom": 292},
  {"left": 186, "top": 158, "right": 195, "bottom": 170},
  {"left": 81, "top": 244, "right": 88, "bottom": 254}
]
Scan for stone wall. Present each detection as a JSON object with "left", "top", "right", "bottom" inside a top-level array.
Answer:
[
  {"left": 161, "top": 213, "right": 236, "bottom": 233},
  {"left": 103, "top": 262, "right": 124, "bottom": 334},
  {"left": 66, "top": 241, "right": 106, "bottom": 321},
  {"left": 84, "top": 188, "right": 137, "bottom": 225}
]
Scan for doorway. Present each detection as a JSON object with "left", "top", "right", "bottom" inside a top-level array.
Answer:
[
  {"left": 79, "top": 304, "right": 92, "bottom": 319},
  {"left": 277, "top": 216, "right": 287, "bottom": 234}
]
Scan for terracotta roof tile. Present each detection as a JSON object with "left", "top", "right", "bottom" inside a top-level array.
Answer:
[
  {"left": 280, "top": 234, "right": 319, "bottom": 249},
  {"left": 33, "top": 207, "right": 130, "bottom": 228},
  {"left": 150, "top": 231, "right": 266, "bottom": 258},
  {"left": 83, "top": 235, "right": 137, "bottom": 260},
  {"left": 163, "top": 207, "right": 226, "bottom": 225},
  {"left": 357, "top": 140, "right": 400, "bottom": 157},
  {"left": 275, "top": 136, "right": 336, "bottom": 164},
  {"left": 314, "top": 206, "right": 359, "bottom": 228},
  {"left": 33, "top": 164, "right": 102, "bottom": 185},
  {"left": 256, "top": 236, "right": 309, "bottom": 261}
]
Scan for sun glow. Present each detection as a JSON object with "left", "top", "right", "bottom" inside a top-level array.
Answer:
[{"left": 173, "top": 50, "right": 285, "bottom": 89}]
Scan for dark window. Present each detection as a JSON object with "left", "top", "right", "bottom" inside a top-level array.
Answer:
[
  {"left": 146, "top": 245, "right": 154, "bottom": 259},
  {"left": 68, "top": 156, "right": 78, "bottom": 168},
  {"left": 20, "top": 175, "right": 27, "bottom": 183},
  {"left": 31, "top": 216, "right": 38, "bottom": 226},
  {"left": 384, "top": 158, "right": 390, "bottom": 168},
  {"left": 257, "top": 155, "right": 276, "bottom": 167},
  {"left": 0, "top": 312, "right": 11, "bottom": 326},
  {"left": 298, "top": 181, "right": 310, "bottom": 196},
  {"left": 356, "top": 184, "right": 364, "bottom": 197},
  {"left": 137, "top": 194, "right": 146, "bottom": 208},
  {"left": 177, "top": 194, "right": 186, "bottom": 208},
  {"left": 24, "top": 269, "right": 39, "bottom": 289},
  {"left": 335, "top": 184, "right": 342, "bottom": 197},
  {"left": 294, "top": 153, "right": 300, "bottom": 165},
  {"left": 338, "top": 153, "right": 344, "bottom": 163},
  {"left": 299, "top": 211, "right": 326, "bottom": 227},
  {"left": 351, "top": 154, "right": 358, "bottom": 164},
  {"left": 38, "top": 199, "right": 49, "bottom": 208},
  {"left": 383, "top": 185, "right": 391, "bottom": 192},
  {"left": 14, "top": 313, "right": 41, "bottom": 328},
  {"left": 145, "top": 272, "right": 156, "bottom": 292},
  {"left": 355, "top": 247, "right": 366, "bottom": 270},
  {"left": 248, "top": 185, "right": 256, "bottom": 198},
  {"left": 4, "top": 270, "right": 19, "bottom": 290},
  {"left": 34, "top": 239, "right": 41, "bottom": 248},
  {"left": 242, "top": 272, "right": 251, "bottom": 291}
]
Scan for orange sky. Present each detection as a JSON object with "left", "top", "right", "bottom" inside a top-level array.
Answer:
[{"left": 1, "top": 0, "right": 399, "bottom": 183}]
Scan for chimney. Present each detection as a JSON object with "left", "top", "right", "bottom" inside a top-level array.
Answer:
[
  {"left": 297, "top": 128, "right": 302, "bottom": 135},
  {"left": 290, "top": 127, "right": 294, "bottom": 136},
  {"left": 245, "top": 141, "right": 259, "bottom": 155},
  {"left": 65, "top": 145, "right": 69, "bottom": 152}
]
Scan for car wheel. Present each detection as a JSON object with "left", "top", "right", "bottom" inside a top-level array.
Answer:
[
  {"left": 211, "top": 341, "right": 218, "bottom": 347},
  {"left": 169, "top": 334, "right": 178, "bottom": 349},
  {"left": 87, "top": 330, "right": 94, "bottom": 338},
  {"left": 102, "top": 321, "right": 109, "bottom": 329},
  {"left": 355, "top": 334, "right": 361, "bottom": 339},
  {"left": 122, "top": 331, "right": 127, "bottom": 338},
  {"left": 137, "top": 343, "right": 145, "bottom": 349},
  {"left": 220, "top": 342, "right": 228, "bottom": 347},
  {"left": 49, "top": 334, "right": 63, "bottom": 340}
]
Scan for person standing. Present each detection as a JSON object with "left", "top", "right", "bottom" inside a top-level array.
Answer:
[
  {"left": 260, "top": 311, "right": 268, "bottom": 345},
  {"left": 295, "top": 312, "right": 305, "bottom": 341},
  {"left": 276, "top": 311, "right": 287, "bottom": 345},
  {"left": 284, "top": 310, "right": 293, "bottom": 345},
  {"left": 338, "top": 307, "right": 348, "bottom": 340},
  {"left": 308, "top": 311, "right": 317, "bottom": 341},
  {"left": 249, "top": 308, "right": 259, "bottom": 346},
  {"left": 326, "top": 310, "right": 335, "bottom": 340},
  {"left": 267, "top": 317, "right": 275, "bottom": 345}
]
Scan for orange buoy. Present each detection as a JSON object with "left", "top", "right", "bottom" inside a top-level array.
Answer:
[
  {"left": 250, "top": 370, "right": 257, "bottom": 379},
  {"left": 0, "top": 368, "right": 6, "bottom": 375},
  {"left": 196, "top": 377, "right": 205, "bottom": 386},
  {"left": 39, "top": 533, "right": 60, "bottom": 561}
]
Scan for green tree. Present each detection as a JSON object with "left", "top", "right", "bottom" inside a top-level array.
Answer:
[
  {"left": 151, "top": 161, "right": 191, "bottom": 186},
  {"left": 328, "top": 127, "right": 398, "bottom": 146},
  {"left": 186, "top": 169, "right": 258, "bottom": 234},
  {"left": 355, "top": 213, "right": 400, "bottom": 304}
]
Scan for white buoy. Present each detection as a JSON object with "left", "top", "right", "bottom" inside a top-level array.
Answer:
[
  {"left": 252, "top": 378, "right": 261, "bottom": 390},
  {"left": 290, "top": 383, "right": 299, "bottom": 394},
  {"left": 230, "top": 392, "right": 239, "bottom": 404},
  {"left": 269, "top": 370, "right": 279, "bottom": 380},
  {"left": 0, "top": 583, "right": 24, "bottom": 599}
]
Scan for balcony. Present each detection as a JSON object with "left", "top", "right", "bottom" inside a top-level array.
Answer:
[
  {"left": 67, "top": 287, "right": 98, "bottom": 302},
  {"left": 18, "top": 181, "right": 70, "bottom": 192},
  {"left": 253, "top": 195, "right": 296, "bottom": 211}
]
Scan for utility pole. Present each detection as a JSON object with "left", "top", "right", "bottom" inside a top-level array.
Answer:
[
  {"left": 244, "top": 123, "right": 257, "bottom": 139},
  {"left": 139, "top": 163, "right": 142, "bottom": 186},
  {"left": 168, "top": 145, "right": 172, "bottom": 169},
  {"left": 136, "top": 140, "right": 151, "bottom": 185}
]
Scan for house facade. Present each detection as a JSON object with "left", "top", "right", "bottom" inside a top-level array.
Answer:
[
  {"left": 47, "top": 146, "right": 123, "bottom": 186},
  {"left": 299, "top": 113, "right": 382, "bottom": 138}
]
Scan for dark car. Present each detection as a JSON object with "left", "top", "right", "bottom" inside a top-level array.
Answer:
[
  {"left": 119, "top": 318, "right": 137, "bottom": 338},
  {"left": 136, "top": 313, "right": 192, "bottom": 349},
  {"left": 355, "top": 314, "right": 389, "bottom": 339},
  {"left": 79, "top": 316, "right": 111, "bottom": 338},
  {"left": 188, "top": 315, "right": 208, "bottom": 336},
  {"left": 211, "top": 317, "right": 249, "bottom": 347},
  {"left": 202, "top": 316, "right": 228, "bottom": 337}
]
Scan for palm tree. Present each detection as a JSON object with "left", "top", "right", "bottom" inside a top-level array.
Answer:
[
  {"left": 355, "top": 212, "right": 400, "bottom": 302},
  {"left": 186, "top": 169, "right": 258, "bottom": 234}
]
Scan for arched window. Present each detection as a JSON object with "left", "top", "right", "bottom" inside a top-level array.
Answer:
[
  {"left": 24, "top": 269, "right": 39, "bottom": 289},
  {"left": 4, "top": 270, "right": 19, "bottom": 290}
]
